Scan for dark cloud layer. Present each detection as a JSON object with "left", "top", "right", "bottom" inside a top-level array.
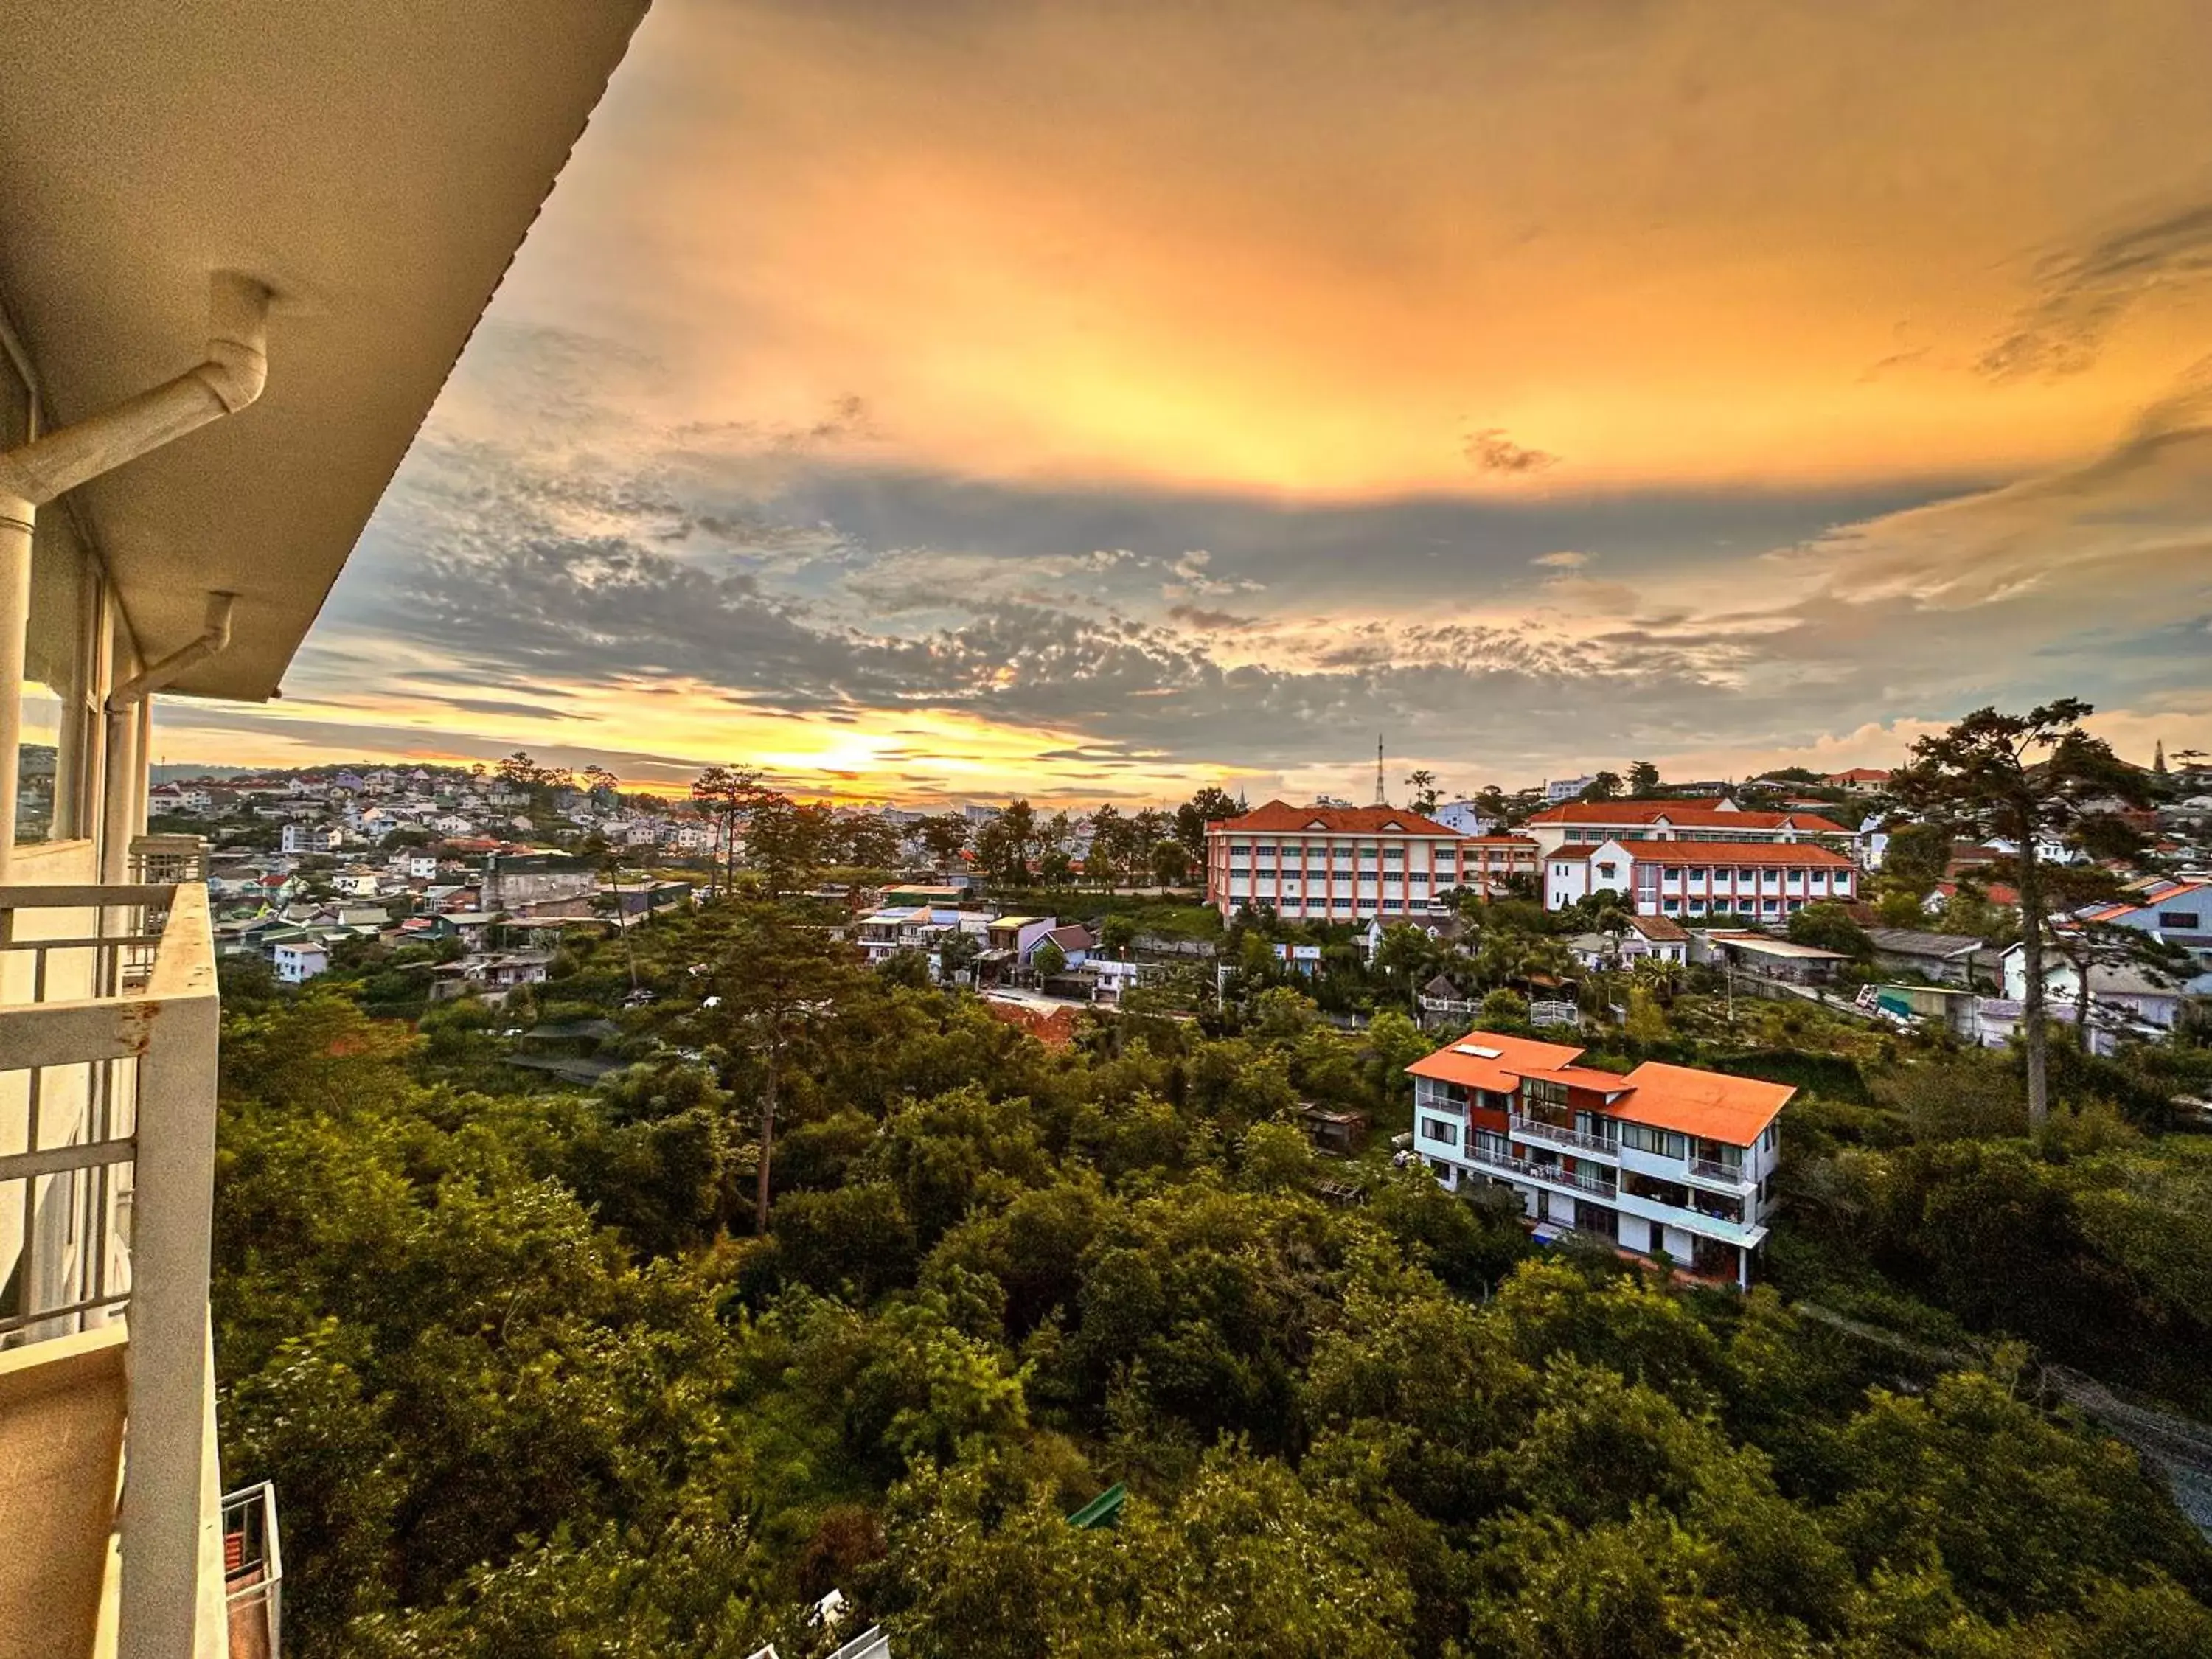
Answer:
[
  {"left": 251, "top": 305, "right": 2212, "bottom": 787},
  {"left": 1980, "top": 198, "right": 2212, "bottom": 380}
]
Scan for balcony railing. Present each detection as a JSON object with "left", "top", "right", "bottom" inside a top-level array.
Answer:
[
  {"left": 1684, "top": 1155, "right": 1754, "bottom": 1192},
  {"left": 1508, "top": 1113, "right": 1618, "bottom": 1158},
  {"left": 223, "top": 1481, "right": 285, "bottom": 1659},
  {"left": 0, "top": 880, "right": 232, "bottom": 1658},
  {"left": 128, "top": 835, "right": 212, "bottom": 886},
  {"left": 1465, "top": 1141, "right": 1617, "bottom": 1197},
  {"left": 1613, "top": 1186, "right": 1765, "bottom": 1246}
]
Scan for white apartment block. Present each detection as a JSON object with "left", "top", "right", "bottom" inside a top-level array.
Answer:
[
  {"left": 1430, "top": 799, "right": 1500, "bottom": 835},
  {"left": 1408, "top": 1032, "right": 1789, "bottom": 1287},
  {"left": 280, "top": 821, "right": 342, "bottom": 855},
  {"left": 1204, "top": 801, "right": 1539, "bottom": 921},
  {"left": 853, "top": 905, "right": 967, "bottom": 967},
  {"left": 1545, "top": 838, "right": 1857, "bottom": 918},
  {"left": 272, "top": 940, "right": 330, "bottom": 984},
  {"left": 0, "top": 8, "right": 643, "bottom": 1652},
  {"left": 1523, "top": 799, "right": 1856, "bottom": 858}
]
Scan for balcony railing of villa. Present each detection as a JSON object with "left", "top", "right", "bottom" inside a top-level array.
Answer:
[
  {"left": 222, "top": 1481, "right": 285, "bottom": 1659},
  {"left": 1613, "top": 1186, "right": 1766, "bottom": 1247},
  {"left": 0, "top": 879, "right": 263, "bottom": 1658},
  {"left": 1465, "top": 1141, "right": 1618, "bottom": 1197},
  {"left": 1684, "top": 1155, "right": 1756, "bottom": 1192},
  {"left": 1507, "top": 1113, "right": 1618, "bottom": 1158}
]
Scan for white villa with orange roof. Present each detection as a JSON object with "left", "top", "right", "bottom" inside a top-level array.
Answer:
[
  {"left": 1408, "top": 1030, "right": 1789, "bottom": 1286},
  {"left": 1523, "top": 798, "right": 1857, "bottom": 858}
]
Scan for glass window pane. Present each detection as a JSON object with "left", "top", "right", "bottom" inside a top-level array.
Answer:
[
  {"left": 20, "top": 509, "right": 94, "bottom": 843},
  {"left": 15, "top": 681, "right": 59, "bottom": 843}
]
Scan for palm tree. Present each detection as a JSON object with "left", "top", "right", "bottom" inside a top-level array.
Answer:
[{"left": 1630, "top": 953, "right": 1683, "bottom": 1004}]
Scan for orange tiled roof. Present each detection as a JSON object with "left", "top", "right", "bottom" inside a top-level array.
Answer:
[
  {"left": 1210, "top": 800, "right": 1464, "bottom": 835},
  {"left": 1624, "top": 840, "right": 1856, "bottom": 867},
  {"left": 1528, "top": 801, "right": 1851, "bottom": 835},
  {"left": 1407, "top": 1032, "right": 1586, "bottom": 1093},
  {"left": 1935, "top": 877, "right": 2020, "bottom": 907},
  {"left": 2079, "top": 881, "right": 2208, "bottom": 923},
  {"left": 1606, "top": 1061, "right": 1793, "bottom": 1145}
]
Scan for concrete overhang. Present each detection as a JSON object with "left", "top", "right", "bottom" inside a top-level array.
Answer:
[{"left": 0, "top": 1, "right": 650, "bottom": 699}]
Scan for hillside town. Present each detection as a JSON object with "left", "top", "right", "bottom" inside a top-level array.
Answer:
[
  {"left": 156, "top": 744, "right": 2212, "bottom": 1071},
  {"left": 143, "top": 729, "right": 2212, "bottom": 1336}
]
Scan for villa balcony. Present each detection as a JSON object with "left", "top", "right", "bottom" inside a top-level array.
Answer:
[
  {"left": 1614, "top": 1186, "right": 1768, "bottom": 1249},
  {"left": 1507, "top": 1113, "right": 1619, "bottom": 1160},
  {"left": 0, "top": 879, "right": 271, "bottom": 1658},
  {"left": 1683, "top": 1155, "right": 1756, "bottom": 1194},
  {"left": 1464, "top": 1141, "right": 1617, "bottom": 1197}
]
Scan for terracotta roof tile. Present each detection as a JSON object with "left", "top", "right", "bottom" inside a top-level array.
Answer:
[
  {"left": 1606, "top": 1061, "right": 1793, "bottom": 1145},
  {"left": 1528, "top": 801, "right": 1851, "bottom": 835},
  {"left": 1406, "top": 1032, "right": 1586, "bottom": 1093},
  {"left": 1209, "top": 800, "right": 1464, "bottom": 835},
  {"left": 1624, "top": 840, "right": 1856, "bottom": 867}
]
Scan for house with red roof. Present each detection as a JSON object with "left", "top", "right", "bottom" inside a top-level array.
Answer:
[
  {"left": 1203, "top": 801, "right": 1537, "bottom": 921},
  {"left": 1522, "top": 797, "right": 1855, "bottom": 859},
  {"left": 1544, "top": 837, "right": 1858, "bottom": 919},
  {"left": 1408, "top": 1030, "right": 1790, "bottom": 1285}
]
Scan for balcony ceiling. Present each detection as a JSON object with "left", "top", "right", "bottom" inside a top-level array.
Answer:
[{"left": 0, "top": 0, "right": 650, "bottom": 699}]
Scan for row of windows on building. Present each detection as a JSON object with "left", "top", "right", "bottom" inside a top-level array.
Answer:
[
  {"left": 1558, "top": 828, "right": 1847, "bottom": 844},
  {"left": 1227, "top": 851, "right": 1431, "bottom": 866},
  {"left": 1567, "top": 863, "right": 1848, "bottom": 886},
  {"left": 1239, "top": 896, "right": 1450, "bottom": 915},
  {"left": 1655, "top": 895, "right": 1817, "bottom": 916},
  {"left": 1228, "top": 873, "right": 1441, "bottom": 888}
]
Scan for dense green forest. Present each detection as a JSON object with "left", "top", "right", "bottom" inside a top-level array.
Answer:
[{"left": 212, "top": 899, "right": 2212, "bottom": 1657}]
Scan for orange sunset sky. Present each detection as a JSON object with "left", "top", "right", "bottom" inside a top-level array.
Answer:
[{"left": 153, "top": 0, "right": 2212, "bottom": 804}]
